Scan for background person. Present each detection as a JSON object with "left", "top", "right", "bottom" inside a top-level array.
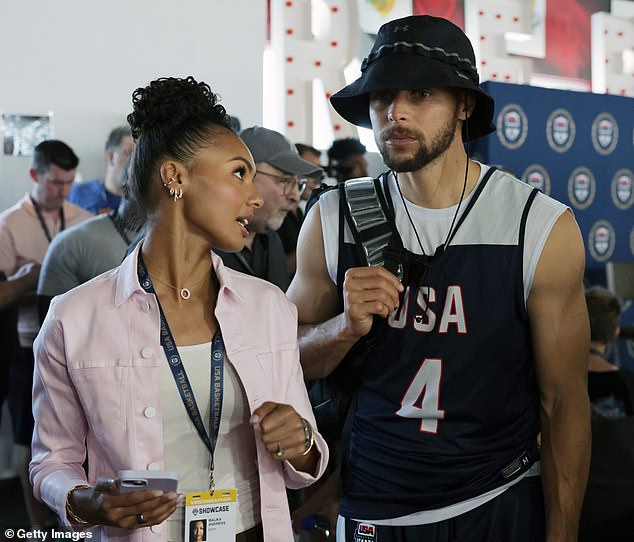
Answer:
[
  {"left": 326, "top": 138, "right": 368, "bottom": 184},
  {"left": 30, "top": 76, "right": 327, "bottom": 542},
  {"left": 67, "top": 126, "right": 135, "bottom": 214},
  {"left": 216, "top": 126, "right": 321, "bottom": 291}
]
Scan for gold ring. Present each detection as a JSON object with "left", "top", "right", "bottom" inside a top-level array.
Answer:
[{"left": 275, "top": 442, "right": 284, "bottom": 458}]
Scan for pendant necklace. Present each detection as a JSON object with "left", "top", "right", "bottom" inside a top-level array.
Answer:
[{"left": 149, "top": 272, "right": 209, "bottom": 300}]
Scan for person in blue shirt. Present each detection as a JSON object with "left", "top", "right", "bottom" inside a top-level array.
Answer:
[{"left": 67, "top": 126, "right": 134, "bottom": 214}]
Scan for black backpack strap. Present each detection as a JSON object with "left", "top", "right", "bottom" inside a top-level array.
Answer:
[{"left": 340, "top": 176, "right": 401, "bottom": 269}]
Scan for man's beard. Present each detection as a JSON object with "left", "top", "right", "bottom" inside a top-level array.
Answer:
[{"left": 378, "top": 116, "right": 459, "bottom": 173}]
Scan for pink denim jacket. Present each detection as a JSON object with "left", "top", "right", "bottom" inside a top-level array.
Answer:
[{"left": 30, "top": 245, "right": 328, "bottom": 542}]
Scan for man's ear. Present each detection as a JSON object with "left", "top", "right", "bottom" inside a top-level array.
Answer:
[
  {"left": 29, "top": 168, "right": 39, "bottom": 183},
  {"left": 460, "top": 91, "right": 476, "bottom": 121},
  {"left": 106, "top": 149, "right": 115, "bottom": 167}
]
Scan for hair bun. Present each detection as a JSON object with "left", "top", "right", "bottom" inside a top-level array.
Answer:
[{"left": 127, "top": 76, "right": 228, "bottom": 140}]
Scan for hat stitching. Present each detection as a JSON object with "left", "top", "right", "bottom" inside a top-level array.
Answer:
[{"left": 361, "top": 41, "right": 477, "bottom": 82}]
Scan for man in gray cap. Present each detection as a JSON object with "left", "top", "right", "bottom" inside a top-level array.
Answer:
[
  {"left": 288, "top": 15, "right": 590, "bottom": 542},
  {"left": 216, "top": 126, "right": 322, "bottom": 291}
]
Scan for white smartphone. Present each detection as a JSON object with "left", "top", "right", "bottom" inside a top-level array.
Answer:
[{"left": 117, "top": 469, "right": 179, "bottom": 493}]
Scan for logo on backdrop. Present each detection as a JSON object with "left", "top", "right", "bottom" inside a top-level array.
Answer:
[
  {"left": 497, "top": 104, "right": 528, "bottom": 150},
  {"left": 546, "top": 109, "right": 575, "bottom": 153},
  {"left": 521, "top": 164, "right": 551, "bottom": 194},
  {"left": 611, "top": 169, "right": 634, "bottom": 210},
  {"left": 568, "top": 167, "right": 596, "bottom": 209},
  {"left": 591, "top": 112, "right": 619, "bottom": 155},
  {"left": 588, "top": 220, "right": 616, "bottom": 262}
]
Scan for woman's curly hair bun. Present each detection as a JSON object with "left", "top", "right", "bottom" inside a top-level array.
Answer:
[{"left": 127, "top": 76, "right": 229, "bottom": 140}]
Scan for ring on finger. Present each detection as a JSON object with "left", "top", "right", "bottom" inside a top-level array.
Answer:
[
  {"left": 136, "top": 513, "right": 147, "bottom": 525},
  {"left": 275, "top": 441, "right": 284, "bottom": 458}
]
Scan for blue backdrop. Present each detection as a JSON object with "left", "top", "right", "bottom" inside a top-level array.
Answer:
[{"left": 471, "top": 82, "right": 634, "bottom": 369}]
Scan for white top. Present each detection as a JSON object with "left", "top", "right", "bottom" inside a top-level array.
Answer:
[{"left": 160, "top": 342, "right": 260, "bottom": 540}]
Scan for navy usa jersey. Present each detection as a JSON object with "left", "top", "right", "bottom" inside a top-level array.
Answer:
[{"left": 332, "top": 169, "right": 544, "bottom": 520}]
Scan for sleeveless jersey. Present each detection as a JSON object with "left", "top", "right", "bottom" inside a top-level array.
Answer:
[{"left": 321, "top": 167, "right": 566, "bottom": 520}]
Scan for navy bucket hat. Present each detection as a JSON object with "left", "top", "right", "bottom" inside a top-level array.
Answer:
[{"left": 330, "top": 15, "right": 495, "bottom": 141}]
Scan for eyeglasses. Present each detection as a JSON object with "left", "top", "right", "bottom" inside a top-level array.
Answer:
[{"left": 255, "top": 170, "right": 307, "bottom": 196}]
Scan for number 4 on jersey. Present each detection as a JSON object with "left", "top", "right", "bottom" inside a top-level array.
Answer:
[{"left": 396, "top": 358, "right": 445, "bottom": 434}]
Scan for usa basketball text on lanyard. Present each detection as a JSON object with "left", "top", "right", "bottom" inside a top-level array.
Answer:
[{"left": 137, "top": 253, "right": 223, "bottom": 492}]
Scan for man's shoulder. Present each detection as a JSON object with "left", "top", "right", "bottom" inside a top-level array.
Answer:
[
  {"left": 63, "top": 200, "right": 95, "bottom": 222},
  {"left": 0, "top": 196, "right": 33, "bottom": 229},
  {"left": 50, "top": 215, "right": 112, "bottom": 250}
]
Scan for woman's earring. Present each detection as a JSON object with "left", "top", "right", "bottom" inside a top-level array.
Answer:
[{"left": 163, "top": 179, "right": 183, "bottom": 201}]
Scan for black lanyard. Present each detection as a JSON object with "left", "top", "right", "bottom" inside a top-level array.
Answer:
[
  {"left": 137, "top": 253, "right": 223, "bottom": 492},
  {"left": 108, "top": 209, "right": 131, "bottom": 245},
  {"left": 30, "top": 195, "right": 65, "bottom": 243}
]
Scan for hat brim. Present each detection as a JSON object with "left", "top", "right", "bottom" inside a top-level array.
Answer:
[
  {"left": 268, "top": 152, "right": 323, "bottom": 177},
  {"left": 330, "top": 54, "right": 495, "bottom": 141}
]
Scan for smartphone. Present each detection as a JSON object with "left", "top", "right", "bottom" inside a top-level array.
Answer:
[{"left": 117, "top": 469, "right": 179, "bottom": 493}]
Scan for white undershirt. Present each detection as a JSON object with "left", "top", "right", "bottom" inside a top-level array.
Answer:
[{"left": 160, "top": 342, "right": 260, "bottom": 540}]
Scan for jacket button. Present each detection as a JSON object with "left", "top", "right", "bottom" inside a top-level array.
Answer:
[
  {"left": 150, "top": 524, "right": 163, "bottom": 534},
  {"left": 147, "top": 462, "right": 160, "bottom": 470},
  {"left": 144, "top": 407, "right": 156, "bottom": 418},
  {"left": 140, "top": 302, "right": 150, "bottom": 313},
  {"left": 141, "top": 347, "right": 154, "bottom": 358}
]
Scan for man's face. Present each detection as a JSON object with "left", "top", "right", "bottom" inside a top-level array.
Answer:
[
  {"left": 339, "top": 153, "right": 368, "bottom": 181},
  {"left": 30, "top": 164, "right": 76, "bottom": 210},
  {"left": 108, "top": 135, "right": 135, "bottom": 188},
  {"left": 250, "top": 163, "right": 302, "bottom": 233},
  {"left": 369, "top": 88, "right": 462, "bottom": 173}
]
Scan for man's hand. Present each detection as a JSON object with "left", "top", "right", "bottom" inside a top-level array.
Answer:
[{"left": 342, "top": 266, "right": 404, "bottom": 339}]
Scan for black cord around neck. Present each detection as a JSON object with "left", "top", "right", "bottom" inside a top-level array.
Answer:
[{"left": 393, "top": 156, "right": 469, "bottom": 258}]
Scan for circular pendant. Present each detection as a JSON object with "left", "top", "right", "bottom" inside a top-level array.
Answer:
[{"left": 180, "top": 288, "right": 191, "bottom": 300}]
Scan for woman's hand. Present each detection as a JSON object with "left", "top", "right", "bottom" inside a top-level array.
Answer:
[
  {"left": 251, "top": 402, "right": 319, "bottom": 474},
  {"left": 68, "top": 480, "right": 180, "bottom": 529}
]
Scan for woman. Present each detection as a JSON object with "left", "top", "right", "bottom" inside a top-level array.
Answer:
[
  {"left": 190, "top": 519, "right": 206, "bottom": 542},
  {"left": 30, "top": 77, "right": 328, "bottom": 542}
]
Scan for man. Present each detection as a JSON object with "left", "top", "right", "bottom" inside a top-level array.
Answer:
[
  {"left": 37, "top": 191, "right": 141, "bottom": 321},
  {"left": 0, "top": 139, "right": 92, "bottom": 524},
  {"left": 67, "top": 125, "right": 134, "bottom": 214},
  {"left": 216, "top": 126, "right": 321, "bottom": 291},
  {"left": 327, "top": 138, "right": 368, "bottom": 183},
  {"left": 278, "top": 143, "right": 325, "bottom": 275},
  {"left": 287, "top": 15, "right": 590, "bottom": 542}
]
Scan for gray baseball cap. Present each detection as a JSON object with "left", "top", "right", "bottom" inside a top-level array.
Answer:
[{"left": 240, "top": 126, "right": 323, "bottom": 177}]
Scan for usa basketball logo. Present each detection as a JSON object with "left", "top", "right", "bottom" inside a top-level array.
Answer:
[
  {"left": 354, "top": 523, "right": 377, "bottom": 541},
  {"left": 497, "top": 104, "right": 528, "bottom": 149},
  {"left": 567, "top": 167, "right": 596, "bottom": 210},
  {"left": 521, "top": 164, "right": 551, "bottom": 194},
  {"left": 546, "top": 109, "right": 575, "bottom": 153},
  {"left": 170, "top": 355, "right": 180, "bottom": 366},
  {"left": 588, "top": 220, "right": 616, "bottom": 262},
  {"left": 611, "top": 169, "right": 634, "bottom": 210},
  {"left": 591, "top": 112, "right": 619, "bottom": 155}
]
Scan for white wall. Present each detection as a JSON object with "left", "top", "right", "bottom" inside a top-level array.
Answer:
[{"left": 0, "top": 0, "right": 266, "bottom": 211}]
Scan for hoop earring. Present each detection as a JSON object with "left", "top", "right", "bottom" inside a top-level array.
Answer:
[{"left": 163, "top": 179, "right": 183, "bottom": 201}]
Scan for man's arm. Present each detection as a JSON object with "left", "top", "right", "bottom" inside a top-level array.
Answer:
[
  {"left": 527, "top": 210, "right": 591, "bottom": 542},
  {"left": 0, "top": 262, "right": 40, "bottom": 311},
  {"left": 286, "top": 203, "right": 402, "bottom": 379}
]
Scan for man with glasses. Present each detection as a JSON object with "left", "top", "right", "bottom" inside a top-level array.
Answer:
[
  {"left": 67, "top": 126, "right": 134, "bottom": 214},
  {"left": 216, "top": 126, "right": 322, "bottom": 291}
]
